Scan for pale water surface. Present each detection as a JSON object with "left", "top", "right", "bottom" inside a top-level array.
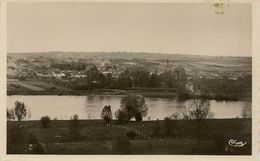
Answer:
[{"left": 7, "top": 95, "right": 251, "bottom": 120}]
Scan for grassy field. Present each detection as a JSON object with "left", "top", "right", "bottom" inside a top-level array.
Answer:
[
  {"left": 8, "top": 81, "right": 45, "bottom": 91},
  {"left": 7, "top": 119, "right": 251, "bottom": 155},
  {"left": 7, "top": 80, "right": 72, "bottom": 91},
  {"left": 25, "top": 80, "right": 72, "bottom": 91}
]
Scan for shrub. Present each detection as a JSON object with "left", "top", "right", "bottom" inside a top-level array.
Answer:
[
  {"left": 126, "top": 131, "right": 137, "bottom": 139},
  {"left": 112, "top": 135, "right": 131, "bottom": 154},
  {"left": 41, "top": 116, "right": 51, "bottom": 128}
]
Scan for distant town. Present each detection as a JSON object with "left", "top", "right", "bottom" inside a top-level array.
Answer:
[{"left": 7, "top": 52, "right": 252, "bottom": 100}]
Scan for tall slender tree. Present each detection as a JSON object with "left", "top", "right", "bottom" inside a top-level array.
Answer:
[{"left": 14, "top": 101, "right": 27, "bottom": 121}]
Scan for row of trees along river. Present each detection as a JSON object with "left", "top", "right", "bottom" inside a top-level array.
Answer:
[{"left": 37, "top": 66, "right": 251, "bottom": 100}]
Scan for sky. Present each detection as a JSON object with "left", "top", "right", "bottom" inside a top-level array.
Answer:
[{"left": 7, "top": 2, "right": 252, "bottom": 56}]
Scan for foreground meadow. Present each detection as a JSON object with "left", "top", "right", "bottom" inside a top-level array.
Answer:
[{"left": 7, "top": 119, "right": 251, "bottom": 155}]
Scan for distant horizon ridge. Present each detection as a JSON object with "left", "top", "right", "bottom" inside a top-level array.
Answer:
[{"left": 7, "top": 51, "right": 251, "bottom": 58}]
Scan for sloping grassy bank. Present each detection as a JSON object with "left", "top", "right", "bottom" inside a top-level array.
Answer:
[{"left": 7, "top": 118, "right": 251, "bottom": 155}]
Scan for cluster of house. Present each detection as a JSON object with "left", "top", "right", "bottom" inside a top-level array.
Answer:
[
  {"left": 35, "top": 70, "right": 87, "bottom": 79},
  {"left": 188, "top": 69, "right": 245, "bottom": 80},
  {"left": 10, "top": 56, "right": 249, "bottom": 86}
]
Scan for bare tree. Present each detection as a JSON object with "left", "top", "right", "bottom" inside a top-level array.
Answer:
[
  {"left": 14, "top": 101, "right": 27, "bottom": 121},
  {"left": 183, "top": 99, "right": 214, "bottom": 152},
  {"left": 7, "top": 109, "right": 15, "bottom": 121}
]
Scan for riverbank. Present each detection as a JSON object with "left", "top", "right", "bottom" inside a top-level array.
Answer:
[
  {"left": 7, "top": 79, "right": 251, "bottom": 101},
  {"left": 7, "top": 118, "right": 251, "bottom": 155},
  {"left": 7, "top": 88, "right": 251, "bottom": 101}
]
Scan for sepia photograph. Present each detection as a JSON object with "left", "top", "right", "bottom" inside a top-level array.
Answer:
[{"left": 5, "top": 1, "right": 253, "bottom": 156}]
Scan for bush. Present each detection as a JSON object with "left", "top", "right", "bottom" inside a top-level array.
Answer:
[
  {"left": 126, "top": 131, "right": 137, "bottom": 139},
  {"left": 112, "top": 135, "right": 131, "bottom": 154},
  {"left": 41, "top": 116, "right": 51, "bottom": 128}
]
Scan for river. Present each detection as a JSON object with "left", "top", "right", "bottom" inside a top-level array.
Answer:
[{"left": 7, "top": 95, "right": 251, "bottom": 120}]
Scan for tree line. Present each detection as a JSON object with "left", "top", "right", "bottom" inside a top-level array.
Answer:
[
  {"left": 47, "top": 64, "right": 252, "bottom": 100},
  {"left": 51, "top": 62, "right": 89, "bottom": 71},
  {"left": 48, "top": 66, "right": 189, "bottom": 96},
  {"left": 192, "top": 74, "right": 252, "bottom": 100}
]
